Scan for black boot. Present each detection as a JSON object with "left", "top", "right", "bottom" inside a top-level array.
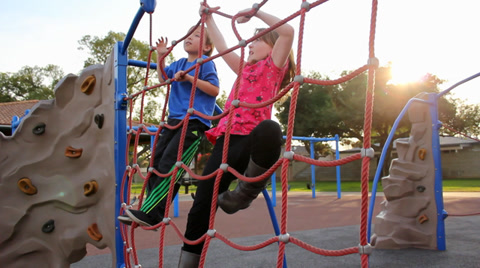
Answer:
[
  {"left": 178, "top": 249, "right": 200, "bottom": 268},
  {"left": 218, "top": 158, "right": 269, "bottom": 214}
]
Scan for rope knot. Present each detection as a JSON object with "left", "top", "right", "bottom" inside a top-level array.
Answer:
[
  {"left": 207, "top": 229, "right": 216, "bottom": 237},
  {"left": 301, "top": 1, "right": 311, "bottom": 11},
  {"left": 278, "top": 233, "right": 290, "bottom": 243},
  {"left": 361, "top": 148, "right": 375, "bottom": 158},
  {"left": 358, "top": 243, "right": 373, "bottom": 255}
]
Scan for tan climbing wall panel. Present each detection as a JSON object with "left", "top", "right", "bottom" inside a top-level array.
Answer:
[
  {"left": 0, "top": 52, "right": 117, "bottom": 267},
  {"left": 371, "top": 93, "right": 439, "bottom": 250}
]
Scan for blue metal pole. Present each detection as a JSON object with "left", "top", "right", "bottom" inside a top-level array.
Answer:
[
  {"left": 262, "top": 189, "right": 287, "bottom": 268},
  {"left": 113, "top": 41, "right": 128, "bottom": 268},
  {"left": 174, "top": 193, "right": 179, "bottom": 217},
  {"left": 122, "top": 0, "right": 157, "bottom": 55},
  {"left": 310, "top": 142, "right": 315, "bottom": 198},
  {"left": 335, "top": 134, "right": 341, "bottom": 199},
  {"left": 122, "top": 8, "right": 145, "bottom": 56},
  {"left": 430, "top": 94, "right": 446, "bottom": 250},
  {"left": 271, "top": 173, "right": 276, "bottom": 207}
]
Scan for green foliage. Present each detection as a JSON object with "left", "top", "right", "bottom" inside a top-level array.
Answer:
[
  {"left": 276, "top": 66, "right": 480, "bottom": 175},
  {"left": 130, "top": 179, "right": 480, "bottom": 195},
  {"left": 78, "top": 31, "right": 174, "bottom": 124},
  {"left": 0, "top": 65, "right": 64, "bottom": 102}
]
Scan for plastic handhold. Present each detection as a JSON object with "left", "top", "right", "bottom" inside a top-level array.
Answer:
[
  {"left": 416, "top": 185, "right": 426, "bottom": 192},
  {"left": 42, "top": 220, "right": 55, "bottom": 233},
  {"left": 81, "top": 75, "right": 96, "bottom": 95},
  {"left": 418, "top": 214, "right": 429, "bottom": 224},
  {"left": 94, "top": 114, "right": 104, "bottom": 129},
  {"left": 87, "top": 223, "right": 103, "bottom": 241},
  {"left": 65, "top": 146, "right": 83, "bottom": 158},
  {"left": 418, "top": 148, "right": 427, "bottom": 160},
  {"left": 32, "top": 123, "right": 46, "bottom": 135},
  {"left": 18, "top": 178, "right": 37, "bottom": 195},
  {"left": 84, "top": 180, "right": 99, "bottom": 196}
]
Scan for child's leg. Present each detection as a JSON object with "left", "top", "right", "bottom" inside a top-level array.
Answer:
[
  {"left": 182, "top": 135, "right": 249, "bottom": 255},
  {"left": 127, "top": 120, "right": 207, "bottom": 226},
  {"left": 218, "top": 120, "right": 283, "bottom": 214}
]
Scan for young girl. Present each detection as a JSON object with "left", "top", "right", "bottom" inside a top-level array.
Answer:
[{"left": 178, "top": 4, "right": 295, "bottom": 267}]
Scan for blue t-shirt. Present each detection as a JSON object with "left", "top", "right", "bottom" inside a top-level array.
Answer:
[{"left": 164, "top": 55, "right": 219, "bottom": 127}]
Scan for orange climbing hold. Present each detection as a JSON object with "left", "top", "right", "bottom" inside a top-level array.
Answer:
[
  {"left": 84, "top": 180, "right": 99, "bottom": 196},
  {"left": 17, "top": 178, "right": 38, "bottom": 195},
  {"left": 65, "top": 146, "right": 83, "bottom": 158},
  {"left": 418, "top": 148, "right": 427, "bottom": 160},
  {"left": 418, "top": 214, "right": 429, "bottom": 224},
  {"left": 87, "top": 223, "right": 103, "bottom": 241},
  {"left": 81, "top": 75, "right": 96, "bottom": 95}
]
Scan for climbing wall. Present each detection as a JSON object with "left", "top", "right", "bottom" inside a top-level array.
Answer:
[
  {"left": 0, "top": 53, "right": 116, "bottom": 267},
  {"left": 371, "top": 93, "right": 439, "bottom": 249}
]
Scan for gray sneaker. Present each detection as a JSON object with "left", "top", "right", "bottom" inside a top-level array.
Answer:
[{"left": 117, "top": 214, "right": 133, "bottom": 225}]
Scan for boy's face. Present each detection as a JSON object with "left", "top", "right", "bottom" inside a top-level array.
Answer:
[{"left": 184, "top": 28, "right": 204, "bottom": 55}]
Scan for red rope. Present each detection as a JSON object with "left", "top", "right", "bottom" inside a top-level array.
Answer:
[{"left": 119, "top": 1, "right": 381, "bottom": 267}]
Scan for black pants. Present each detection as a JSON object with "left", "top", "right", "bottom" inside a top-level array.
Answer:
[
  {"left": 182, "top": 120, "right": 283, "bottom": 254},
  {"left": 142, "top": 119, "right": 208, "bottom": 220}
]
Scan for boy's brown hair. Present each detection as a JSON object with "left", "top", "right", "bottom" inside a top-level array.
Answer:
[{"left": 189, "top": 25, "right": 214, "bottom": 57}]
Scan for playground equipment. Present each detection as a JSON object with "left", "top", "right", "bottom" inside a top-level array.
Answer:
[
  {"left": 0, "top": 61, "right": 118, "bottom": 267},
  {"left": 2, "top": 0, "right": 479, "bottom": 267},
  {"left": 369, "top": 72, "right": 480, "bottom": 250}
]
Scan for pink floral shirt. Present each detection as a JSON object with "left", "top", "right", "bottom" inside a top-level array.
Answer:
[{"left": 206, "top": 54, "right": 288, "bottom": 145}]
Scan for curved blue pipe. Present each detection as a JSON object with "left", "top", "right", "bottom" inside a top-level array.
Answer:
[{"left": 367, "top": 97, "right": 432, "bottom": 241}]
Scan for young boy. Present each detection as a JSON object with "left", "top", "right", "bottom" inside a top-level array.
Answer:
[{"left": 118, "top": 25, "right": 219, "bottom": 227}]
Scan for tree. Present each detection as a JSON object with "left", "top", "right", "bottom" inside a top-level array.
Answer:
[
  {"left": 78, "top": 31, "right": 176, "bottom": 125},
  {"left": 0, "top": 65, "right": 64, "bottom": 102},
  {"left": 277, "top": 66, "right": 480, "bottom": 175}
]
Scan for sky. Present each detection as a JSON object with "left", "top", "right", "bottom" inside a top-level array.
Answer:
[{"left": 1, "top": 0, "right": 480, "bottom": 105}]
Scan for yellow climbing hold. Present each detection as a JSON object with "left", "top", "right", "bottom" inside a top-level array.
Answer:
[
  {"left": 65, "top": 146, "right": 83, "bottom": 158},
  {"left": 18, "top": 177, "right": 37, "bottom": 195},
  {"left": 81, "top": 75, "right": 96, "bottom": 95},
  {"left": 418, "top": 148, "right": 427, "bottom": 160},
  {"left": 87, "top": 223, "right": 103, "bottom": 241},
  {"left": 84, "top": 180, "right": 99, "bottom": 196}
]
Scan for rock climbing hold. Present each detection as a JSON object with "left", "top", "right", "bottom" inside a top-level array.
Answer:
[
  {"left": 416, "top": 185, "right": 426, "bottom": 192},
  {"left": 84, "top": 180, "right": 99, "bottom": 196},
  {"left": 32, "top": 122, "right": 46, "bottom": 135},
  {"left": 418, "top": 214, "right": 429, "bottom": 224},
  {"left": 65, "top": 146, "right": 83, "bottom": 158},
  {"left": 94, "top": 114, "right": 104, "bottom": 129},
  {"left": 87, "top": 223, "right": 103, "bottom": 241},
  {"left": 18, "top": 178, "right": 37, "bottom": 195},
  {"left": 42, "top": 219, "right": 55, "bottom": 233},
  {"left": 81, "top": 75, "right": 96, "bottom": 95},
  {"left": 418, "top": 148, "right": 427, "bottom": 160}
]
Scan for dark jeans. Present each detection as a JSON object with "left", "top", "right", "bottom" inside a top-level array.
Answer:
[
  {"left": 143, "top": 119, "right": 208, "bottom": 220},
  {"left": 182, "top": 120, "right": 283, "bottom": 254}
]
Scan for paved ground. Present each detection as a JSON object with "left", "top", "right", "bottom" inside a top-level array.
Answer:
[{"left": 72, "top": 192, "right": 480, "bottom": 268}]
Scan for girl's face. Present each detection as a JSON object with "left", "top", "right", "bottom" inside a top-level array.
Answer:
[{"left": 247, "top": 38, "right": 272, "bottom": 63}]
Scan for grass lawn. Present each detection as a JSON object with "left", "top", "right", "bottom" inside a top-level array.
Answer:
[{"left": 130, "top": 179, "right": 480, "bottom": 195}]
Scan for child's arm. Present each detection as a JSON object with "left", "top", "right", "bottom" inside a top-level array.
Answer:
[
  {"left": 174, "top": 71, "right": 219, "bottom": 97},
  {"left": 200, "top": 4, "right": 242, "bottom": 75},
  {"left": 156, "top": 37, "right": 168, "bottom": 83},
  {"left": 240, "top": 9, "right": 295, "bottom": 69}
]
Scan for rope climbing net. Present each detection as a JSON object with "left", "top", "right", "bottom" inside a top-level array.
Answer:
[{"left": 119, "top": 1, "right": 379, "bottom": 267}]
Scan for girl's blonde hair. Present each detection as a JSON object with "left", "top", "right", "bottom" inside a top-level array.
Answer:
[{"left": 254, "top": 28, "right": 296, "bottom": 90}]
